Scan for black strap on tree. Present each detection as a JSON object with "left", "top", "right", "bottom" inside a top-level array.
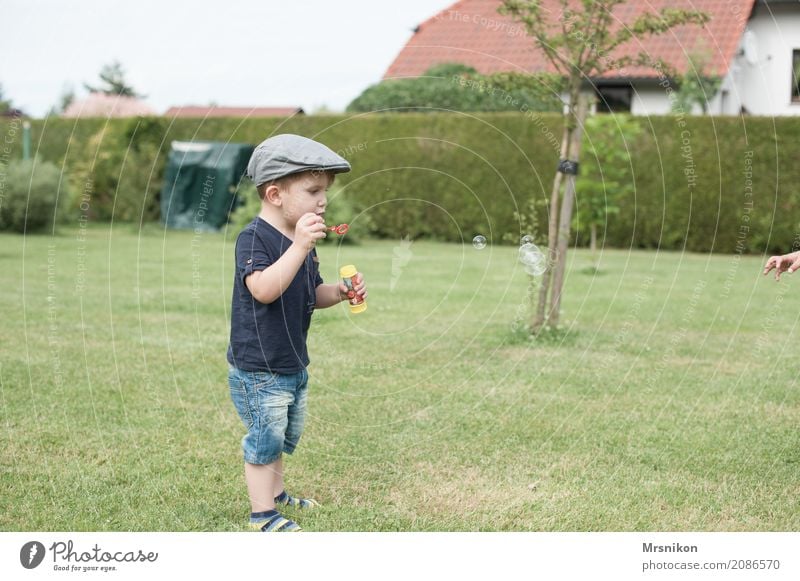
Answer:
[{"left": 557, "top": 159, "right": 579, "bottom": 175}]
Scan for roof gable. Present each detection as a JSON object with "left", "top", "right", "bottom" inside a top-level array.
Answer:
[
  {"left": 62, "top": 93, "right": 156, "bottom": 118},
  {"left": 384, "top": 0, "right": 756, "bottom": 80}
]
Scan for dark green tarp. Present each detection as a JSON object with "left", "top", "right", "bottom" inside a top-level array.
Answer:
[{"left": 161, "top": 141, "right": 254, "bottom": 230}]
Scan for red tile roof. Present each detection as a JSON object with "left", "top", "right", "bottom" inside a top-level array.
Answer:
[
  {"left": 384, "top": 0, "right": 756, "bottom": 80},
  {"left": 63, "top": 93, "right": 156, "bottom": 118},
  {"left": 164, "top": 106, "right": 304, "bottom": 118}
]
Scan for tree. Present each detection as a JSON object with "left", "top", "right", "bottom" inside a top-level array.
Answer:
[
  {"left": 50, "top": 83, "right": 75, "bottom": 116},
  {"left": 575, "top": 114, "right": 641, "bottom": 255},
  {"left": 499, "top": 0, "right": 709, "bottom": 333},
  {"left": 347, "top": 63, "right": 563, "bottom": 113},
  {"left": 671, "top": 49, "right": 721, "bottom": 114},
  {"left": 84, "top": 60, "right": 143, "bottom": 97},
  {"left": 0, "top": 83, "right": 15, "bottom": 115}
]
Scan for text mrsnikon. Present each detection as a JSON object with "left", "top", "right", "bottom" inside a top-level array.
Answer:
[{"left": 643, "top": 542, "right": 698, "bottom": 553}]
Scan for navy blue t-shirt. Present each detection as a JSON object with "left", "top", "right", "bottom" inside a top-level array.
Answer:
[{"left": 227, "top": 216, "right": 323, "bottom": 373}]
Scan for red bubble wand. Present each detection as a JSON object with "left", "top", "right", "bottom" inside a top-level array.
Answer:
[{"left": 327, "top": 223, "right": 349, "bottom": 235}]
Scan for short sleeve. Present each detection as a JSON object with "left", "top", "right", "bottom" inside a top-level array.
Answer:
[{"left": 235, "top": 227, "right": 273, "bottom": 285}]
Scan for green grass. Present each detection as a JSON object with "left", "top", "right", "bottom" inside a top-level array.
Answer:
[{"left": 1, "top": 223, "right": 798, "bottom": 531}]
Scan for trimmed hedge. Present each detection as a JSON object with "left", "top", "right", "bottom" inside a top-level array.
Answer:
[
  {"left": 0, "top": 113, "right": 797, "bottom": 253},
  {"left": 603, "top": 115, "right": 786, "bottom": 254},
  {"left": 0, "top": 158, "right": 69, "bottom": 233}
]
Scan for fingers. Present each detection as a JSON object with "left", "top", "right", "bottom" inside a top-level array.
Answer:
[
  {"left": 299, "top": 212, "right": 322, "bottom": 225},
  {"left": 354, "top": 273, "right": 367, "bottom": 297},
  {"left": 763, "top": 254, "right": 800, "bottom": 281},
  {"left": 763, "top": 256, "right": 777, "bottom": 275},
  {"left": 297, "top": 213, "right": 326, "bottom": 246},
  {"left": 298, "top": 213, "right": 326, "bottom": 230},
  {"left": 776, "top": 256, "right": 787, "bottom": 280},
  {"left": 341, "top": 275, "right": 367, "bottom": 299}
]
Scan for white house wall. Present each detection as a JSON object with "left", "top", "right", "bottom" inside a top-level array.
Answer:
[
  {"left": 706, "top": 68, "right": 742, "bottom": 115},
  {"left": 629, "top": 71, "right": 743, "bottom": 116},
  {"left": 630, "top": 87, "right": 672, "bottom": 116},
  {"left": 615, "top": 3, "right": 800, "bottom": 117},
  {"left": 734, "top": 3, "right": 800, "bottom": 116}
]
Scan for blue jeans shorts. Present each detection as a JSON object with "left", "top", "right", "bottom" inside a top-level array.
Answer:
[{"left": 228, "top": 365, "right": 309, "bottom": 465}]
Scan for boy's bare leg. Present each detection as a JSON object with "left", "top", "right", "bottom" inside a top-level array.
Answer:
[
  {"left": 273, "top": 456, "right": 285, "bottom": 499},
  {"left": 244, "top": 460, "right": 280, "bottom": 512}
]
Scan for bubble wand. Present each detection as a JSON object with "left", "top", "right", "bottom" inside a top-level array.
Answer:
[
  {"left": 324, "top": 222, "right": 366, "bottom": 313},
  {"left": 327, "top": 223, "right": 349, "bottom": 235}
]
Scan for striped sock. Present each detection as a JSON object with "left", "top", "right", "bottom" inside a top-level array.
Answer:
[
  {"left": 249, "top": 510, "right": 301, "bottom": 532},
  {"left": 274, "top": 490, "right": 320, "bottom": 509}
]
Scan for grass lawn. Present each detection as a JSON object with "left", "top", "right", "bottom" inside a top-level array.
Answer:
[{"left": 1, "top": 223, "right": 798, "bottom": 531}]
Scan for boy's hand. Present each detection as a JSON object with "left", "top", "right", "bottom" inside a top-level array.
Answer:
[
  {"left": 294, "top": 213, "right": 327, "bottom": 251},
  {"left": 339, "top": 272, "right": 368, "bottom": 302},
  {"left": 763, "top": 251, "right": 800, "bottom": 280}
]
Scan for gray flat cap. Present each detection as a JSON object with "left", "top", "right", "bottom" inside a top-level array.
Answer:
[{"left": 246, "top": 134, "right": 351, "bottom": 186}]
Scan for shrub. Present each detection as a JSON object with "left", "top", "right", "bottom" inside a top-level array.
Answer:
[
  {"left": 65, "top": 117, "right": 167, "bottom": 222},
  {"left": 0, "top": 158, "right": 70, "bottom": 233},
  {"left": 226, "top": 182, "right": 261, "bottom": 237},
  {"left": 347, "top": 63, "right": 564, "bottom": 114},
  {"left": 575, "top": 115, "right": 642, "bottom": 251}
]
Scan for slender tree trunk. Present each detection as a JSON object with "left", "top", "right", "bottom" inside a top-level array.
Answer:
[
  {"left": 531, "top": 116, "right": 571, "bottom": 334},
  {"left": 548, "top": 92, "right": 589, "bottom": 328},
  {"left": 590, "top": 224, "right": 597, "bottom": 253}
]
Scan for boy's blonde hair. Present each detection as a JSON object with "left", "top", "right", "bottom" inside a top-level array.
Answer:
[{"left": 256, "top": 169, "right": 336, "bottom": 201}]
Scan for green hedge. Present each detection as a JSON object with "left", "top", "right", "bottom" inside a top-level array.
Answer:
[
  {"left": 1, "top": 113, "right": 797, "bottom": 253},
  {"left": 602, "top": 115, "right": 787, "bottom": 254},
  {"left": 0, "top": 158, "right": 70, "bottom": 233}
]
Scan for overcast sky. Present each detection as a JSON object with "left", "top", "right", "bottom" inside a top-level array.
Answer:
[{"left": 3, "top": 0, "right": 456, "bottom": 117}]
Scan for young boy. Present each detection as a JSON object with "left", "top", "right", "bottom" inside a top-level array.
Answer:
[{"left": 227, "top": 134, "right": 367, "bottom": 532}]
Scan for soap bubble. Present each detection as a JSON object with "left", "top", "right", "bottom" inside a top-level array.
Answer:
[
  {"left": 518, "top": 242, "right": 543, "bottom": 264},
  {"left": 524, "top": 262, "right": 546, "bottom": 276},
  {"left": 519, "top": 242, "right": 546, "bottom": 275},
  {"left": 472, "top": 235, "right": 487, "bottom": 250},
  {"left": 521, "top": 234, "right": 534, "bottom": 245}
]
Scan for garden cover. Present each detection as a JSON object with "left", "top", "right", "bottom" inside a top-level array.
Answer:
[{"left": 161, "top": 141, "right": 254, "bottom": 230}]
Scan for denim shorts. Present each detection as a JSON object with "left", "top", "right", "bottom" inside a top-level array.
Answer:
[{"left": 228, "top": 365, "right": 309, "bottom": 465}]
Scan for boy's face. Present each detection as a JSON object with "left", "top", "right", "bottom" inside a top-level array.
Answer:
[{"left": 274, "top": 170, "right": 332, "bottom": 226}]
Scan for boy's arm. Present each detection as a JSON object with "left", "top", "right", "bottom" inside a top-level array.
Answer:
[
  {"left": 315, "top": 283, "right": 344, "bottom": 309},
  {"left": 245, "top": 243, "right": 307, "bottom": 304},
  {"left": 246, "top": 213, "right": 326, "bottom": 304}
]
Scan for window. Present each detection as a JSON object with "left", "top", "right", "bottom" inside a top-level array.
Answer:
[
  {"left": 595, "top": 85, "right": 632, "bottom": 113},
  {"left": 792, "top": 49, "right": 800, "bottom": 102}
]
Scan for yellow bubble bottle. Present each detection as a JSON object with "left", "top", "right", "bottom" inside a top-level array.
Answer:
[{"left": 339, "top": 264, "right": 367, "bottom": 314}]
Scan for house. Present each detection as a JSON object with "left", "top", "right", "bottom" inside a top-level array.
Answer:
[
  {"left": 384, "top": 0, "right": 800, "bottom": 116},
  {"left": 164, "top": 106, "right": 304, "bottom": 118},
  {"left": 62, "top": 93, "right": 156, "bottom": 118}
]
